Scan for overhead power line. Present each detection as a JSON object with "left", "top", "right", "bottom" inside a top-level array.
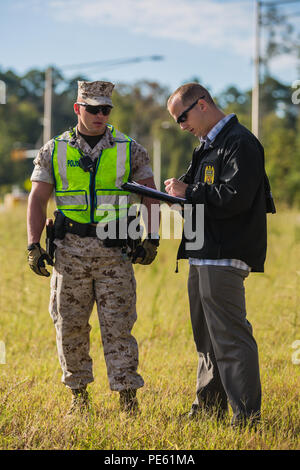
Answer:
[
  {"left": 61, "top": 55, "right": 164, "bottom": 71},
  {"left": 43, "top": 55, "right": 164, "bottom": 144},
  {"left": 260, "top": 0, "right": 300, "bottom": 7}
]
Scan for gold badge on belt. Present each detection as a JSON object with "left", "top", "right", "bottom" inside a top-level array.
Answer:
[{"left": 204, "top": 165, "right": 215, "bottom": 184}]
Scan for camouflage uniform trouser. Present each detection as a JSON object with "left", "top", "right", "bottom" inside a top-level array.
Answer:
[{"left": 49, "top": 246, "right": 144, "bottom": 392}]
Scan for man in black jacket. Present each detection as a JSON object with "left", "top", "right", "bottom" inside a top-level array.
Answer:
[{"left": 165, "top": 83, "right": 275, "bottom": 427}]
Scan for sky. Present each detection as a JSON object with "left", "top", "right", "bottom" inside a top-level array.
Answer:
[{"left": 1, "top": 0, "right": 299, "bottom": 96}]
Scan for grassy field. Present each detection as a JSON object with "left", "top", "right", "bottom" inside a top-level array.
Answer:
[{"left": 0, "top": 202, "right": 299, "bottom": 450}]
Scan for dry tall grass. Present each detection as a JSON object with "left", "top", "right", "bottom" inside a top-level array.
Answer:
[{"left": 0, "top": 204, "right": 299, "bottom": 450}]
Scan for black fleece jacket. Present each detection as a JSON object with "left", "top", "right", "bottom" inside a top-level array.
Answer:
[{"left": 178, "top": 115, "right": 271, "bottom": 272}]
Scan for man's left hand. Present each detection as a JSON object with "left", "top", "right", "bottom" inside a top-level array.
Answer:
[
  {"left": 131, "top": 238, "right": 159, "bottom": 265},
  {"left": 164, "top": 178, "right": 188, "bottom": 198}
]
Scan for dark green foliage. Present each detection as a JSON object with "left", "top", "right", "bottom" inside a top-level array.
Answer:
[{"left": 0, "top": 67, "right": 299, "bottom": 207}]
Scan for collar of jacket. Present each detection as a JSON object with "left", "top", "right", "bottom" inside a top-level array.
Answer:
[
  {"left": 69, "top": 125, "right": 114, "bottom": 145},
  {"left": 196, "top": 115, "right": 238, "bottom": 152}
]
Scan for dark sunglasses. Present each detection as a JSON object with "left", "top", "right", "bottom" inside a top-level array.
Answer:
[
  {"left": 76, "top": 102, "right": 112, "bottom": 116},
  {"left": 176, "top": 95, "right": 205, "bottom": 124}
]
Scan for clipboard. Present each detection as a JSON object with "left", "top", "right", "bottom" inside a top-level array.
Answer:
[{"left": 121, "top": 181, "right": 187, "bottom": 205}]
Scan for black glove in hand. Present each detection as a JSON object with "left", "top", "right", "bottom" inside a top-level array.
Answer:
[
  {"left": 27, "top": 242, "right": 53, "bottom": 277},
  {"left": 131, "top": 238, "right": 159, "bottom": 265}
]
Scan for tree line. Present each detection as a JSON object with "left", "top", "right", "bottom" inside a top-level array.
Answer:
[{"left": 0, "top": 67, "right": 299, "bottom": 207}]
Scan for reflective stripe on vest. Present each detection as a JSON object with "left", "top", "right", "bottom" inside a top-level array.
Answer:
[{"left": 52, "top": 126, "right": 132, "bottom": 224}]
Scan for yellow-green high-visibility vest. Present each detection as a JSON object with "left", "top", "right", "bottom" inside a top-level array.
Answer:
[{"left": 52, "top": 125, "right": 132, "bottom": 224}]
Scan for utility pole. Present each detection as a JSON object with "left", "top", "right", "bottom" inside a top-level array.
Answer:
[
  {"left": 153, "top": 138, "right": 161, "bottom": 191},
  {"left": 43, "top": 67, "right": 52, "bottom": 145},
  {"left": 251, "top": 0, "right": 300, "bottom": 139},
  {"left": 252, "top": 0, "right": 261, "bottom": 140}
]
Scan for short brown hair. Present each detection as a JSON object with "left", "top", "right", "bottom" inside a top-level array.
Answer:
[{"left": 167, "top": 83, "right": 215, "bottom": 108}]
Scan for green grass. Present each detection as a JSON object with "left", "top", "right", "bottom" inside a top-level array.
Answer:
[{"left": 0, "top": 203, "right": 299, "bottom": 450}]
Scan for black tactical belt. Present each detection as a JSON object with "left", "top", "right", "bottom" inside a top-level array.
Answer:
[
  {"left": 54, "top": 212, "right": 131, "bottom": 247},
  {"left": 64, "top": 218, "right": 98, "bottom": 237},
  {"left": 63, "top": 217, "right": 127, "bottom": 247}
]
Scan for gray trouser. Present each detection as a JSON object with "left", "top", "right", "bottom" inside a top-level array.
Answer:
[{"left": 188, "top": 265, "right": 261, "bottom": 420}]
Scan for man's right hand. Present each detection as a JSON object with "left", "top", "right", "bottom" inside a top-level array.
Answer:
[
  {"left": 164, "top": 178, "right": 188, "bottom": 198},
  {"left": 27, "top": 242, "right": 53, "bottom": 277}
]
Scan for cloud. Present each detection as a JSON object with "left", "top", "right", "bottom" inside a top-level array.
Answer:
[
  {"left": 49, "top": 0, "right": 255, "bottom": 57},
  {"left": 269, "top": 54, "right": 299, "bottom": 82}
]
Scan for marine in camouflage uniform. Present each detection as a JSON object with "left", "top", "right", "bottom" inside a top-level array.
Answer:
[{"left": 27, "top": 81, "right": 159, "bottom": 412}]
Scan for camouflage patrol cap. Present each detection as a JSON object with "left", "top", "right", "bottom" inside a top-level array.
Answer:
[{"left": 77, "top": 80, "right": 114, "bottom": 106}]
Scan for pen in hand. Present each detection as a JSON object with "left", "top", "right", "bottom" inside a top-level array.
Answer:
[{"left": 177, "top": 174, "right": 186, "bottom": 182}]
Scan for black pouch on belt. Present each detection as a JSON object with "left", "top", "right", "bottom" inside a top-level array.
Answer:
[
  {"left": 54, "top": 211, "right": 97, "bottom": 238},
  {"left": 46, "top": 220, "right": 55, "bottom": 260},
  {"left": 54, "top": 211, "right": 67, "bottom": 240}
]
